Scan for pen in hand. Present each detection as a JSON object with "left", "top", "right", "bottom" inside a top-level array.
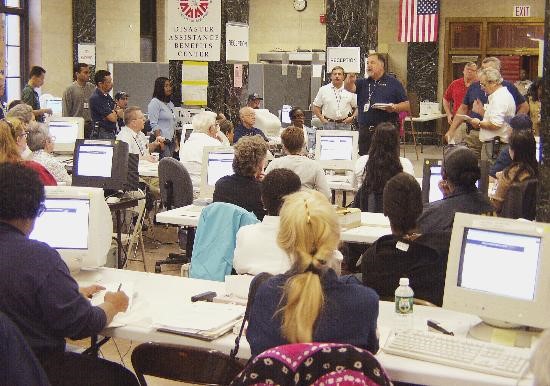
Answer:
[{"left": 117, "top": 283, "right": 122, "bottom": 292}]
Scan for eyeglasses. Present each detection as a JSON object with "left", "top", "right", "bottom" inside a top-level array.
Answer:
[
  {"left": 37, "top": 203, "right": 46, "bottom": 217},
  {"left": 479, "top": 81, "right": 493, "bottom": 88},
  {"left": 18, "top": 132, "right": 28, "bottom": 138},
  {"left": 48, "top": 136, "right": 56, "bottom": 142}
]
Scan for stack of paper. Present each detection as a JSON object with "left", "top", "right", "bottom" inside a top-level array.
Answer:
[{"left": 154, "top": 302, "right": 245, "bottom": 341}]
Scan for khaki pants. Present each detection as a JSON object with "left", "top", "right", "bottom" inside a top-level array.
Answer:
[
  {"left": 464, "top": 129, "right": 482, "bottom": 159},
  {"left": 451, "top": 122, "right": 468, "bottom": 144}
]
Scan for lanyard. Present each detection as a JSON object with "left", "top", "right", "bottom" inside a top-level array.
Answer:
[
  {"left": 133, "top": 134, "right": 145, "bottom": 156},
  {"left": 332, "top": 85, "right": 343, "bottom": 110},
  {"left": 367, "top": 79, "right": 381, "bottom": 104}
]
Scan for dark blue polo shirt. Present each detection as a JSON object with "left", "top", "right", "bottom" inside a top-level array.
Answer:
[
  {"left": 355, "top": 73, "right": 407, "bottom": 127},
  {"left": 89, "top": 88, "right": 117, "bottom": 132},
  {"left": 233, "top": 123, "right": 268, "bottom": 144},
  {"left": 462, "top": 80, "right": 525, "bottom": 120}
]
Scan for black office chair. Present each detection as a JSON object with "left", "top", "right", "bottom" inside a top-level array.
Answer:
[
  {"left": 500, "top": 178, "right": 538, "bottom": 220},
  {"left": 155, "top": 158, "right": 194, "bottom": 273},
  {"left": 131, "top": 342, "right": 244, "bottom": 386}
]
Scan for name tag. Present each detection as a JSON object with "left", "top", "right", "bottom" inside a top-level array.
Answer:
[
  {"left": 84, "top": 102, "right": 89, "bottom": 109},
  {"left": 396, "top": 241, "right": 409, "bottom": 252}
]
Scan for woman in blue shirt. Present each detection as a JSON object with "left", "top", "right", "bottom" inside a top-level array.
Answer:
[
  {"left": 148, "top": 77, "right": 175, "bottom": 159},
  {"left": 246, "top": 189, "right": 380, "bottom": 357}
]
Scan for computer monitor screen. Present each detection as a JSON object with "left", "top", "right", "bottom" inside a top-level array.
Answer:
[
  {"left": 72, "top": 139, "right": 130, "bottom": 191},
  {"left": 30, "top": 198, "right": 90, "bottom": 250},
  {"left": 535, "top": 136, "right": 541, "bottom": 163},
  {"left": 47, "top": 117, "right": 84, "bottom": 154},
  {"left": 315, "top": 130, "right": 358, "bottom": 170},
  {"left": 45, "top": 98, "right": 63, "bottom": 116},
  {"left": 421, "top": 158, "right": 487, "bottom": 203},
  {"left": 29, "top": 186, "right": 113, "bottom": 271},
  {"left": 443, "top": 213, "right": 550, "bottom": 333},
  {"left": 200, "top": 146, "right": 234, "bottom": 199}
]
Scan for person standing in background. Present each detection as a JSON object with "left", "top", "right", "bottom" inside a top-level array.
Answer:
[
  {"left": 442, "top": 62, "right": 477, "bottom": 143},
  {"left": 89, "top": 70, "right": 119, "bottom": 139},
  {"left": 345, "top": 54, "right": 409, "bottom": 155},
  {"left": 527, "top": 77, "right": 542, "bottom": 136},
  {"left": 62, "top": 63, "right": 96, "bottom": 138},
  {"left": 313, "top": 66, "right": 357, "bottom": 131},
  {"left": 148, "top": 77, "right": 175, "bottom": 159},
  {"left": 21, "top": 66, "right": 52, "bottom": 123},
  {"left": 514, "top": 69, "right": 532, "bottom": 97}
]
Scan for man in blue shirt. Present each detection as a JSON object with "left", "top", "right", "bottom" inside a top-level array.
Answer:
[
  {"left": 0, "top": 163, "right": 138, "bottom": 386},
  {"left": 234, "top": 106, "right": 269, "bottom": 143},
  {"left": 89, "top": 70, "right": 122, "bottom": 139},
  {"left": 345, "top": 53, "right": 409, "bottom": 155},
  {"left": 446, "top": 57, "right": 529, "bottom": 158}
]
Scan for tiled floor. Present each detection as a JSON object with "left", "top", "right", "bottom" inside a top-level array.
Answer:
[{"left": 72, "top": 144, "right": 444, "bottom": 385}]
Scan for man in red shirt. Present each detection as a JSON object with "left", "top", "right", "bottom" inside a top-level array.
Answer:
[{"left": 442, "top": 62, "right": 477, "bottom": 142}]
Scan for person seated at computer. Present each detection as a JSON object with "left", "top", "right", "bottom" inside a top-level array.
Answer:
[
  {"left": 6, "top": 104, "right": 35, "bottom": 159},
  {"left": 233, "top": 107, "right": 268, "bottom": 144},
  {"left": 351, "top": 122, "right": 404, "bottom": 212},
  {"left": 531, "top": 329, "right": 550, "bottom": 386},
  {"left": 0, "top": 163, "right": 138, "bottom": 386},
  {"left": 179, "top": 111, "right": 229, "bottom": 193},
  {"left": 218, "top": 118, "right": 234, "bottom": 145},
  {"left": 490, "top": 130, "right": 538, "bottom": 214},
  {"left": 0, "top": 311, "right": 50, "bottom": 385},
  {"left": 246, "top": 189, "right": 379, "bottom": 357},
  {"left": 289, "top": 106, "right": 315, "bottom": 151},
  {"left": 27, "top": 124, "right": 72, "bottom": 185},
  {"left": 234, "top": 168, "right": 343, "bottom": 276},
  {"left": 213, "top": 135, "right": 267, "bottom": 220},
  {"left": 265, "top": 126, "right": 331, "bottom": 199},
  {"left": 417, "top": 146, "right": 493, "bottom": 233},
  {"left": 351, "top": 123, "right": 414, "bottom": 190},
  {"left": 0, "top": 119, "right": 56, "bottom": 186},
  {"left": 489, "top": 114, "right": 533, "bottom": 178},
  {"left": 117, "top": 106, "right": 164, "bottom": 162},
  {"left": 360, "top": 173, "right": 450, "bottom": 306}
]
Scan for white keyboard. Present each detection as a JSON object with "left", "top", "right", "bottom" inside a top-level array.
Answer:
[
  {"left": 383, "top": 330, "right": 530, "bottom": 379},
  {"left": 328, "top": 175, "right": 349, "bottom": 183}
]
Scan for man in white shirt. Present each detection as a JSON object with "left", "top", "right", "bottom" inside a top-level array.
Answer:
[
  {"left": 116, "top": 106, "right": 163, "bottom": 162},
  {"left": 233, "top": 169, "right": 302, "bottom": 275},
  {"left": 234, "top": 168, "right": 342, "bottom": 275},
  {"left": 313, "top": 66, "right": 357, "bottom": 130},
  {"left": 469, "top": 68, "right": 515, "bottom": 164},
  {"left": 179, "top": 111, "right": 229, "bottom": 193}
]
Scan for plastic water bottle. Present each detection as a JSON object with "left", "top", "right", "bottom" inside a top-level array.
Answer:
[{"left": 394, "top": 277, "right": 414, "bottom": 331}]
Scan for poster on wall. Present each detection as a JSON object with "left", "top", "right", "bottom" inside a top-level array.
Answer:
[
  {"left": 226, "top": 22, "right": 249, "bottom": 63},
  {"left": 78, "top": 44, "right": 96, "bottom": 66},
  {"left": 182, "top": 61, "right": 208, "bottom": 106},
  {"left": 326, "top": 47, "right": 360, "bottom": 74},
  {"left": 166, "top": 0, "right": 222, "bottom": 61}
]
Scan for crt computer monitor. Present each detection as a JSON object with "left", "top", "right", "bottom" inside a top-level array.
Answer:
[
  {"left": 29, "top": 186, "right": 113, "bottom": 272},
  {"left": 45, "top": 97, "right": 63, "bottom": 117},
  {"left": 200, "top": 146, "right": 235, "bottom": 199},
  {"left": 443, "top": 213, "right": 550, "bottom": 346},
  {"left": 72, "top": 139, "right": 138, "bottom": 191},
  {"left": 421, "top": 158, "right": 489, "bottom": 203},
  {"left": 47, "top": 117, "right": 85, "bottom": 154},
  {"left": 279, "top": 105, "right": 292, "bottom": 126},
  {"left": 315, "top": 130, "right": 358, "bottom": 171}
]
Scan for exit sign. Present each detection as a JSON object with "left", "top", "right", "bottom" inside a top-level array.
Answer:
[{"left": 513, "top": 5, "right": 531, "bottom": 17}]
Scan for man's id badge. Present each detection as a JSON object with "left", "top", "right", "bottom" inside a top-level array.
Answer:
[{"left": 364, "top": 103, "right": 370, "bottom": 112}]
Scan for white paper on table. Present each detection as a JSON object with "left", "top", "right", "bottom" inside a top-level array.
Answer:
[
  {"left": 90, "top": 282, "right": 135, "bottom": 327},
  {"left": 154, "top": 302, "right": 245, "bottom": 332}
]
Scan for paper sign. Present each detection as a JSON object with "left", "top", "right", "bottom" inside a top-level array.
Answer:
[
  {"left": 326, "top": 47, "right": 360, "bottom": 74},
  {"left": 312, "top": 64, "right": 322, "bottom": 78},
  {"left": 226, "top": 23, "right": 249, "bottom": 63},
  {"left": 165, "top": 0, "right": 222, "bottom": 61},
  {"left": 182, "top": 61, "right": 208, "bottom": 106},
  {"left": 234, "top": 64, "right": 243, "bottom": 88},
  {"left": 78, "top": 44, "right": 96, "bottom": 66}
]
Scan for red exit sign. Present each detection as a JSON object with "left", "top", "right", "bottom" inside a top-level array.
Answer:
[{"left": 513, "top": 5, "right": 531, "bottom": 17}]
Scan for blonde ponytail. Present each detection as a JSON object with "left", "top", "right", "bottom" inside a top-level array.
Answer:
[{"left": 276, "top": 190, "right": 340, "bottom": 343}]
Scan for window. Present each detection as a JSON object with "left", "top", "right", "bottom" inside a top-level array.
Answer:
[{"left": 1, "top": 0, "right": 27, "bottom": 104}]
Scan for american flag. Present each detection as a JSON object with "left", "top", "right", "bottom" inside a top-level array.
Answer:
[{"left": 398, "top": 0, "right": 439, "bottom": 43}]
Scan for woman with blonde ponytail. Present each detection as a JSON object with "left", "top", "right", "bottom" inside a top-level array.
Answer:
[{"left": 246, "top": 190, "right": 380, "bottom": 357}]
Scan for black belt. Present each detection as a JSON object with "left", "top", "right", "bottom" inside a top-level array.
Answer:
[{"left": 325, "top": 118, "right": 345, "bottom": 123}]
